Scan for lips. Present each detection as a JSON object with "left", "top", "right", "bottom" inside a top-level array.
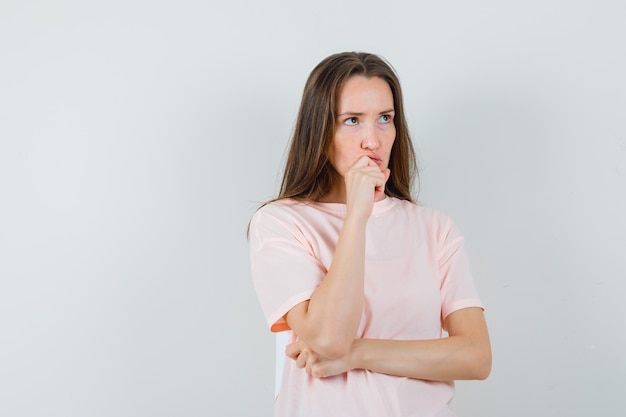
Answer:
[{"left": 368, "top": 154, "right": 383, "bottom": 166}]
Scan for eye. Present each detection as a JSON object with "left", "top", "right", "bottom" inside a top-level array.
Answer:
[
  {"left": 344, "top": 117, "right": 359, "bottom": 126},
  {"left": 378, "top": 114, "right": 392, "bottom": 123}
]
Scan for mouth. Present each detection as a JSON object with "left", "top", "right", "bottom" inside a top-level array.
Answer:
[{"left": 368, "top": 155, "right": 383, "bottom": 166}]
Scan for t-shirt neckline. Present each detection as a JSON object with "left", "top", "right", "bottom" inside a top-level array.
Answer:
[{"left": 310, "top": 196, "right": 396, "bottom": 217}]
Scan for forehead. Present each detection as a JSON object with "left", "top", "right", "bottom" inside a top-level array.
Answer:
[{"left": 336, "top": 76, "right": 394, "bottom": 111}]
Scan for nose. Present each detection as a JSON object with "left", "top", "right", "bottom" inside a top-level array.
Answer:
[{"left": 361, "top": 123, "right": 380, "bottom": 150}]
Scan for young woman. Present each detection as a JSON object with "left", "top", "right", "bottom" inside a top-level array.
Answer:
[{"left": 248, "top": 52, "right": 491, "bottom": 417}]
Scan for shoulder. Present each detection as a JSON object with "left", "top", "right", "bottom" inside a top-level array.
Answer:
[
  {"left": 251, "top": 199, "right": 313, "bottom": 224},
  {"left": 389, "top": 198, "right": 461, "bottom": 242},
  {"left": 249, "top": 199, "right": 318, "bottom": 241},
  {"left": 391, "top": 198, "right": 454, "bottom": 224}
]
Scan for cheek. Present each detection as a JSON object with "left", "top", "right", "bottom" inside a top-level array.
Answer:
[
  {"left": 327, "top": 143, "right": 345, "bottom": 171},
  {"left": 331, "top": 136, "right": 351, "bottom": 160},
  {"left": 378, "top": 123, "right": 395, "bottom": 137},
  {"left": 384, "top": 129, "right": 396, "bottom": 149}
]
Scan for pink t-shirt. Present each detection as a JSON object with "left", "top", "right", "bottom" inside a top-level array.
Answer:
[{"left": 249, "top": 197, "right": 483, "bottom": 417}]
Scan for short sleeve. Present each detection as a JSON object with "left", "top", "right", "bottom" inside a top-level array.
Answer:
[
  {"left": 249, "top": 204, "right": 326, "bottom": 332},
  {"left": 437, "top": 215, "right": 484, "bottom": 326}
]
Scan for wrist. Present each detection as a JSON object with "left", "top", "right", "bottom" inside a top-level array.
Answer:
[
  {"left": 343, "top": 209, "right": 370, "bottom": 227},
  {"left": 349, "top": 339, "right": 366, "bottom": 371}
]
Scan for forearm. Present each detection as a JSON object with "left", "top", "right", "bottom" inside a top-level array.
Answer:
[
  {"left": 286, "top": 316, "right": 491, "bottom": 381},
  {"left": 287, "top": 214, "right": 367, "bottom": 358},
  {"left": 285, "top": 157, "right": 390, "bottom": 358},
  {"left": 351, "top": 334, "right": 491, "bottom": 381}
]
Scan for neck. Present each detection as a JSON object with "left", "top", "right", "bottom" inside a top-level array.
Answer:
[
  {"left": 318, "top": 186, "right": 387, "bottom": 204},
  {"left": 318, "top": 188, "right": 346, "bottom": 203}
]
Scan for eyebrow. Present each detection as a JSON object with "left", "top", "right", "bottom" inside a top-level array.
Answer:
[{"left": 337, "top": 109, "right": 395, "bottom": 117}]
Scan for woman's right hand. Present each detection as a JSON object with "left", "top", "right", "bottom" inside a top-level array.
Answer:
[
  {"left": 344, "top": 155, "right": 390, "bottom": 220},
  {"left": 286, "top": 340, "right": 355, "bottom": 379}
]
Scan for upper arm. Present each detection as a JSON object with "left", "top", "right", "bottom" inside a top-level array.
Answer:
[
  {"left": 249, "top": 207, "right": 325, "bottom": 332},
  {"left": 444, "top": 307, "right": 488, "bottom": 338},
  {"left": 284, "top": 299, "right": 310, "bottom": 334}
]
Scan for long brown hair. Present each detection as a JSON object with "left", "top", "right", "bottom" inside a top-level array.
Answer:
[{"left": 279, "top": 52, "right": 418, "bottom": 203}]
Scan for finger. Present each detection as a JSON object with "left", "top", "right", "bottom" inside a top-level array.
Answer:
[
  {"left": 310, "top": 364, "right": 325, "bottom": 379},
  {"left": 308, "top": 359, "right": 328, "bottom": 379},
  {"left": 295, "top": 351, "right": 307, "bottom": 369},
  {"left": 285, "top": 343, "right": 301, "bottom": 360},
  {"left": 374, "top": 171, "right": 388, "bottom": 189},
  {"left": 382, "top": 168, "right": 391, "bottom": 183},
  {"left": 347, "top": 165, "right": 386, "bottom": 187},
  {"left": 372, "top": 168, "right": 390, "bottom": 187},
  {"left": 304, "top": 351, "right": 319, "bottom": 375},
  {"left": 374, "top": 172, "right": 389, "bottom": 200},
  {"left": 352, "top": 155, "right": 379, "bottom": 169}
]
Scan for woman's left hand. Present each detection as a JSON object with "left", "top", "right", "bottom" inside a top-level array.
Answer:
[{"left": 286, "top": 340, "right": 354, "bottom": 378}]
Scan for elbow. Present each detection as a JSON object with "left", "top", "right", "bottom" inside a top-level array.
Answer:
[
  {"left": 470, "top": 349, "right": 492, "bottom": 380},
  {"left": 456, "top": 337, "right": 491, "bottom": 380},
  {"left": 312, "top": 336, "right": 353, "bottom": 360},
  {"left": 462, "top": 332, "right": 492, "bottom": 380},
  {"left": 473, "top": 362, "right": 491, "bottom": 380}
]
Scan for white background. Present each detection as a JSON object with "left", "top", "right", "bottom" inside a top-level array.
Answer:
[{"left": 1, "top": 1, "right": 625, "bottom": 416}]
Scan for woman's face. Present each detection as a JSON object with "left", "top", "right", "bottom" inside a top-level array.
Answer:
[{"left": 328, "top": 75, "right": 396, "bottom": 180}]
